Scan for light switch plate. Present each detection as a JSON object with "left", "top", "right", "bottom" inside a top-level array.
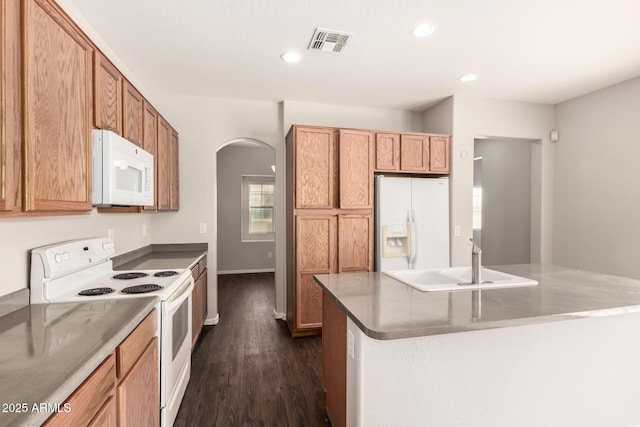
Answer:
[{"left": 199, "top": 223, "right": 207, "bottom": 234}]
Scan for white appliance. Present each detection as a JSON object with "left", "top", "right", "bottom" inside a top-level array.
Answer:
[
  {"left": 92, "top": 129, "right": 154, "bottom": 207},
  {"left": 30, "top": 238, "right": 193, "bottom": 427},
  {"left": 375, "top": 176, "right": 450, "bottom": 271}
]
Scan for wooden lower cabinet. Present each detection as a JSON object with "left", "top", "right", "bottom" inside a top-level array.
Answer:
[
  {"left": 44, "top": 309, "right": 158, "bottom": 427},
  {"left": 322, "top": 292, "right": 347, "bottom": 427},
  {"left": 44, "top": 354, "right": 116, "bottom": 427},
  {"left": 88, "top": 396, "right": 117, "bottom": 427},
  {"left": 192, "top": 256, "right": 208, "bottom": 348},
  {"left": 287, "top": 213, "right": 372, "bottom": 336},
  {"left": 117, "top": 338, "right": 159, "bottom": 427}
]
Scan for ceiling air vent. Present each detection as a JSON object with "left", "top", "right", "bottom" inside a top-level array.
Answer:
[{"left": 307, "top": 28, "right": 354, "bottom": 53}]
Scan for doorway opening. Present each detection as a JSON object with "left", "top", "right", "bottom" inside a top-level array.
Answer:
[
  {"left": 473, "top": 137, "right": 539, "bottom": 265},
  {"left": 216, "top": 138, "right": 276, "bottom": 310}
]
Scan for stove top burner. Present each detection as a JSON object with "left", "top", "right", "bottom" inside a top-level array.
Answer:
[
  {"left": 121, "top": 284, "right": 164, "bottom": 294},
  {"left": 78, "top": 287, "right": 116, "bottom": 296},
  {"left": 113, "top": 272, "right": 149, "bottom": 280},
  {"left": 153, "top": 270, "right": 179, "bottom": 278}
]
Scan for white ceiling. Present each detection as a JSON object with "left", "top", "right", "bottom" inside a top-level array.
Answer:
[{"left": 69, "top": 0, "right": 640, "bottom": 111}]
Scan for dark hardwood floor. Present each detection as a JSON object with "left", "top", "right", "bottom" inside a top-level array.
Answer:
[{"left": 174, "top": 273, "right": 330, "bottom": 427}]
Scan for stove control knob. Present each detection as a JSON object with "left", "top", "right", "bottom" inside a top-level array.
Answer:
[
  {"left": 54, "top": 253, "right": 64, "bottom": 263},
  {"left": 102, "top": 242, "right": 114, "bottom": 250},
  {"left": 62, "top": 252, "right": 72, "bottom": 262}
]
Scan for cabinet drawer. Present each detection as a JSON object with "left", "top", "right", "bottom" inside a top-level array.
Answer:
[
  {"left": 116, "top": 309, "right": 157, "bottom": 379},
  {"left": 44, "top": 353, "right": 116, "bottom": 427}
]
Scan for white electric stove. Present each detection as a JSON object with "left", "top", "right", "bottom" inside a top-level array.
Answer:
[{"left": 30, "top": 237, "right": 193, "bottom": 427}]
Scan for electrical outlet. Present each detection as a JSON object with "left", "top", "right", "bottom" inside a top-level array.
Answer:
[
  {"left": 142, "top": 224, "right": 147, "bottom": 236},
  {"left": 199, "top": 223, "right": 207, "bottom": 234},
  {"left": 107, "top": 228, "right": 114, "bottom": 241},
  {"left": 267, "top": 252, "right": 273, "bottom": 259},
  {"left": 454, "top": 225, "right": 461, "bottom": 236}
]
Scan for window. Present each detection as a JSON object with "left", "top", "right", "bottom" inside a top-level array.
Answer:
[{"left": 242, "top": 175, "right": 275, "bottom": 241}]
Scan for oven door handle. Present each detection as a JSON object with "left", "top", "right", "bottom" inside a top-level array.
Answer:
[{"left": 163, "top": 276, "right": 194, "bottom": 315}]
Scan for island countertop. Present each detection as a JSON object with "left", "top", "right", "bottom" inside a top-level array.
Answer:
[
  {"left": 0, "top": 297, "right": 157, "bottom": 427},
  {"left": 314, "top": 264, "right": 640, "bottom": 340}
]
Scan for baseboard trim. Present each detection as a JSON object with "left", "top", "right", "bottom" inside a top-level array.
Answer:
[
  {"left": 204, "top": 312, "right": 220, "bottom": 325},
  {"left": 217, "top": 268, "right": 275, "bottom": 275},
  {"left": 273, "top": 308, "right": 286, "bottom": 320}
]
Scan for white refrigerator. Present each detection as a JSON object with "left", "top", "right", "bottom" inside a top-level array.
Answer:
[{"left": 375, "top": 176, "right": 450, "bottom": 271}]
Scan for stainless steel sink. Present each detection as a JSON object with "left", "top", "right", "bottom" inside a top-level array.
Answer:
[{"left": 385, "top": 266, "right": 538, "bottom": 292}]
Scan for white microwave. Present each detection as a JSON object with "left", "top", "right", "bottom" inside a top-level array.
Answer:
[{"left": 92, "top": 129, "right": 154, "bottom": 207}]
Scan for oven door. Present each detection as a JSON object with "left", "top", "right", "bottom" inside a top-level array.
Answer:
[{"left": 160, "top": 276, "right": 194, "bottom": 426}]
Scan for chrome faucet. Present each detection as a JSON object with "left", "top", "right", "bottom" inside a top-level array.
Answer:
[{"left": 470, "top": 238, "right": 482, "bottom": 284}]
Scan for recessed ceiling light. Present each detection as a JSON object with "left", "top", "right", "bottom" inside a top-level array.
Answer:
[
  {"left": 280, "top": 51, "right": 302, "bottom": 63},
  {"left": 412, "top": 23, "right": 436, "bottom": 38},
  {"left": 460, "top": 74, "right": 477, "bottom": 82}
]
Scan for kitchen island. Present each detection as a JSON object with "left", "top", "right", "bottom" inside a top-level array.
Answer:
[{"left": 315, "top": 264, "right": 640, "bottom": 427}]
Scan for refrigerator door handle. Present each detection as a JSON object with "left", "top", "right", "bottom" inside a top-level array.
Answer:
[{"left": 409, "top": 209, "right": 418, "bottom": 269}]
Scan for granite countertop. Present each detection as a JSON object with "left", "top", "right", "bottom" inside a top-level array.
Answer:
[
  {"left": 113, "top": 243, "right": 207, "bottom": 271},
  {"left": 0, "top": 297, "right": 157, "bottom": 427},
  {"left": 314, "top": 264, "right": 640, "bottom": 340}
]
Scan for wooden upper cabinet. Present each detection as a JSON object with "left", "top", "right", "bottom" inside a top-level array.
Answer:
[
  {"left": 122, "top": 80, "right": 143, "bottom": 147},
  {"left": 169, "top": 129, "right": 180, "bottom": 211},
  {"left": 294, "top": 126, "right": 336, "bottom": 209},
  {"left": 0, "top": 0, "right": 21, "bottom": 215},
  {"left": 157, "top": 117, "right": 171, "bottom": 211},
  {"left": 23, "top": 0, "right": 94, "bottom": 212},
  {"left": 400, "top": 134, "right": 430, "bottom": 172},
  {"left": 94, "top": 52, "right": 122, "bottom": 134},
  {"left": 374, "top": 132, "right": 400, "bottom": 172},
  {"left": 142, "top": 101, "right": 158, "bottom": 210},
  {"left": 339, "top": 129, "right": 374, "bottom": 209},
  {"left": 338, "top": 214, "right": 373, "bottom": 273},
  {"left": 429, "top": 136, "right": 450, "bottom": 173}
]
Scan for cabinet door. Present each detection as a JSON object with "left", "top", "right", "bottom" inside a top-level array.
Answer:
[
  {"left": 191, "top": 273, "right": 201, "bottom": 347},
  {"left": 94, "top": 53, "right": 122, "bottom": 134},
  {"left": 400, "top": 134, "right": 429, "bottom": 172},
  {"left": 200, "top": 268, "right": 208, "bottom": 326},
  {"left": 374, "top": 132, "right": 400, "bottom": 171},
  {"left": 295, "top": 127, "right": 336, "bottom": 209},
  {"left": 88, "top": 396, "right": 117, "bottom": 427},
  {"left": 122, "top": 80, "right": 143, "bottom": 147},
  {"left": 429, "top": 136, "right": 450, "bottom": 173},
  {"left": 142, "top": 101, "right": 158, "bottom": 210},
  {"left": 23, "top": 0, "right": 93, "bottom": 212},
  {"left": 157, "top": 117, "right": 171, "bottom": 211},
  {"left": 338, "top": 215, "right": 373, "bottom": 273},
  {"left": 170, "top": 129, "right": 180, "bottom": 211},
  {"left": 322, "top": 292, "right": 347, "bottom": 427},
  {"left": 117, "top": 338, "right": 159, "bottom": 427},
  {"left": 296, "top": 216, "right": 337, "bottom": 329},
  {"left": 0, "top": 0, "right": 21, "bottom": 214},
  {"left": 339, "top": 130, "right": 374, "bottom": 209}
]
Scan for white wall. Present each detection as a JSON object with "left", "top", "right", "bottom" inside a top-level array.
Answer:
[
  {"left": 0, "top": 213, "right": 151, "bottom": 296},
  {"left": 439, "top": 97, "right": 555, "bottom": 267},
  {"left": 217, "top": 144, "right": 275, "bottom": 273},
  {"left": 475, "top": 138, "right": 533, "bottom": 265},
  {"left": 149, "top": 95, "right": 283, "bottom": 322},
  {"left": 283, "top": 100, "right": 423, "bottom": 133},
  {"left": 554, "top": 76, "right": 640, "bottom": 278}
]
